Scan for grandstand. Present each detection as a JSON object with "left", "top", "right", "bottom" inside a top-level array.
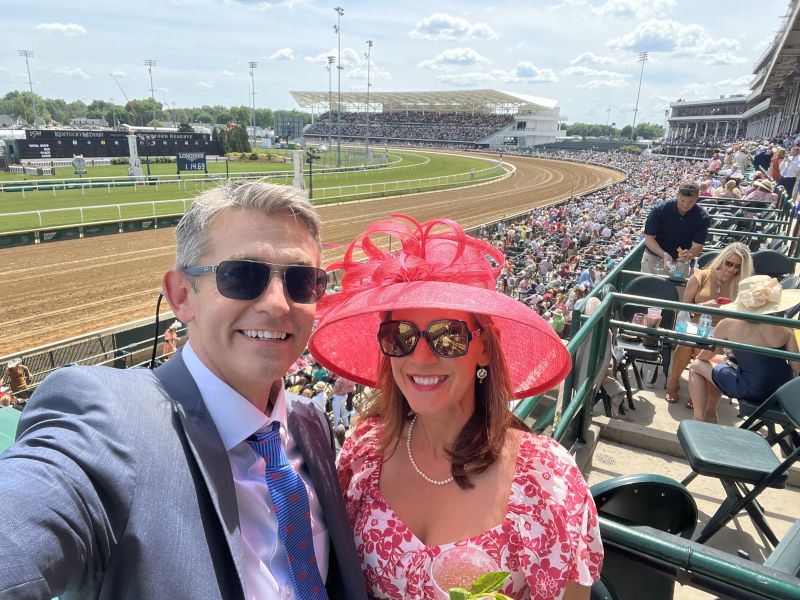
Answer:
[
  {"left": 660, "top": 1, "right": 800, "bottom": 153},
  {"left": 291, "top": 89, "right": 566, "bottom": 149}
]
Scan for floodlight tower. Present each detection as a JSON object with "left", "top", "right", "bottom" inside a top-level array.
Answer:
[
  {"left": 334, "top": 6, "right": 344, "bottom": 167},
  {"left": 144, "top": 59, "right": 158, "bottom": 130},
  {"left": 327, "top": 56, "right": 335, "bottom": 149},
  {"left": 631, "top": 52, "right": 648, "bottom": 141},
  {"left": 365, "top": 40, "right": 373, "bottom": 163},
  {"left": 249, "top": 61, "right": 258, "bottom": 145},
  {"left": 18, "top": 50, "right": 37, "bottom": 126}
]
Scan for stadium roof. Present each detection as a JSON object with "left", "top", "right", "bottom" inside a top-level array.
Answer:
[
  {"left": 749, "top": 1, "right": 800, "bottom": 101},
  {"left": 290, "top": 89, "right": 558, "bottom": 113}
]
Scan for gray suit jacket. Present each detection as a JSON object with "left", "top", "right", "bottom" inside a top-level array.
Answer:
[{"left": 0, "top": 352, "right": 367, "bottom": 600}]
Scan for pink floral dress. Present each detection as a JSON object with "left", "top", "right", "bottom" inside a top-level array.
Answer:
[{"left": 337, "top": 419, "right": 603, "bottom": 600}]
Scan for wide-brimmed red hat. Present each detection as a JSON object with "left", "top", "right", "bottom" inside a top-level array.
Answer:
[{"left": 308, "top": 215, "right": 571, "bottom": 399}]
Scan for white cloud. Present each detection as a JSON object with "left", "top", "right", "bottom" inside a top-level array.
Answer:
[
  {"left": 110, "top": 70, "right": 127, "bottom": 78},
  {"left": 409, "top": 13, "right": 498, "bottom": 41},
  {"left": 501, "top": 62, "right": 558, "bottom": 83},
  {"left": 269, "top": 47, "right": 294, "bottom": 60},
  {"left": 592, "top": 0, "right": 675, "bottom": 19},
  {"left": 36, "top": 22, "right": 87, "bottom": 36},
  {"left": 305, "top": 48, "right": 360, "bottom": 68},
  {"left": 222, "top": 70, "right": 236, "bottom": 76},
  {"left": 346, "top": 65, "right": 391, "bottom": 81},
  {"left": 576, "top": 79, "right": 629, "bottom": 89},
  {"left": 418, "top": 48, "right": 490, "bottom": 71},
  {"left": 607, "top": 18, "right": 741, "bottom": 65},
  {"left": 435, "top": 61, "right": 557, "bottom": 86},
  {"left": 53, "top": 67, "right": 90, "bottom": 79},
  {"left": 195, "top": 81, "right": 213, "bottom": 88},
  {"left": 678, "top": 74, "right": 752, "bottom": 100},
  {"left": 570, "top": 52, "right": 620, "bottom": 67},
  {"left": 435, "top": 71, "right": 496, "bottom": 86},
  {"left": 563, "top": 65, "right": 629, "bottom": 78}
]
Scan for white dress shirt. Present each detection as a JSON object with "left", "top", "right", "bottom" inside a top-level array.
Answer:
[{"left": 182, "top": 343, "right": 329, "bottom": 600}]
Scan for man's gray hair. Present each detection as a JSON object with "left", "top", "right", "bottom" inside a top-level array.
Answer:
[{"left": 175, "top": 182, "right": 322, "bottom": 270}]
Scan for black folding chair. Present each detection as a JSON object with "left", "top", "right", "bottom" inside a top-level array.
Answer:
[
  {"left": 615, "top": 275, "right": 679, "bottom": 389},
  {"left": 678, "top": 379, "right": 800, "bottom": 547},
  {"left": 752, "top": 249, "right": 795, "bottom": 279}
]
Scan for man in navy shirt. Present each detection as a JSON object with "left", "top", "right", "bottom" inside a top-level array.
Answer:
[{"left": 641, "top": 181, "right": 710, "bottom": 275}]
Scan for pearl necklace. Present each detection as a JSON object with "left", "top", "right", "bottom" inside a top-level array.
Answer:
[{"left": 406, "top": 414, "right": 454, "bottom": 486}]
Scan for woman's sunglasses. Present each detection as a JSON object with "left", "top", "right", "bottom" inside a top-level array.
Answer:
[
  {"left": 377, "top": 319, "right": 480, "bottom": 358},
  {"left": 723, "top": 259, "right": 742, "bottom": 271},
  {"left": 182, "top": 260, "right": 328, "bottom": 304}
]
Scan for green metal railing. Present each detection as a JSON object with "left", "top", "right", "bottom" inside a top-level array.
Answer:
[{"left": 511, "top": 218, "right": 800, "bottom": 596}]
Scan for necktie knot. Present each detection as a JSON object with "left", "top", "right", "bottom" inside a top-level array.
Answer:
[{"left": 248, "top": 421, "right": 290, "bottom": 470}]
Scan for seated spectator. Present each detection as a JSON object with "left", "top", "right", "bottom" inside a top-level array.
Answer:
[
  {"left": 688, "top": 276, "right": 800, "bottom": 422},
  {"left": 713, "top": 179, "right": 742, "bottom": 199},
  {"left": 161, "top": 320, "right": 180, "bottom": 360},
  {"left": 1, "top": 359, "right": 31, "bottom": 400},
  {"left": 664, "top": 243, "right": 753, "bottom": 405}
]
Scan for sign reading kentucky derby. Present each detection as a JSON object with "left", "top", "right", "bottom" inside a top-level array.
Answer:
[{"left": 176, "top": 152, "right": 207, "bottom": 172}]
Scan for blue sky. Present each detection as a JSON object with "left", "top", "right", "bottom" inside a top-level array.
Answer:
[{"left": 1, "top": 0, "right": 791, "bottom": 125}]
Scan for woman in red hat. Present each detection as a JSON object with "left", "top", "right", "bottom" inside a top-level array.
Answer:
[{"left": 309, "top": 216, "right": 602, "bottom": 600}]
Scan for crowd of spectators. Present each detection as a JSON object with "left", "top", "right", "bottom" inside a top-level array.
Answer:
[{"left": 304, "top": 111, "right": 513, "bottom": 144}]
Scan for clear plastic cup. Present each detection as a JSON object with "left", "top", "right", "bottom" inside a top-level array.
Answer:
[{"left": 430, "top": 546, "right": 499, "bottom": 599}]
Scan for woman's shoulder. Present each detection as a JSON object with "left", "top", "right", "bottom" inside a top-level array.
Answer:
[{"left": 513, "top": 430, "right": 581, "bottom": 478}]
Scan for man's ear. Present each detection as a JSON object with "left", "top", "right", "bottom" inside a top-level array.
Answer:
[{"left": 162, "top": 269, "right": 196, "bottom": 325}]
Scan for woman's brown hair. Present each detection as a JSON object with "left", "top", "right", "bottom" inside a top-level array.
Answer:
[{"left": 357, "top": 313, "right": 529, "bottom": 489}]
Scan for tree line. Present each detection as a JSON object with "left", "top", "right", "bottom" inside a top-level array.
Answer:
[
  {"left": 0, "top": 90, "right": 311, "bottom": 129},
  {"left": 565, "top": 121, "right": 664, "bottom": 140}
]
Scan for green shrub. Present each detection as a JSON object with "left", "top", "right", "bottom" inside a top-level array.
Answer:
[
  {"left": 620, "top": 145, "right": 642, "bottom": 155},
  {"left": 249, "top": 152, "right": 259, "bottom": 161}
]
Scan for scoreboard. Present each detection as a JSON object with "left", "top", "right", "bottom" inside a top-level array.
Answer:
[{"left": 15, "top": 129, "right": 220, "bottom": 160}]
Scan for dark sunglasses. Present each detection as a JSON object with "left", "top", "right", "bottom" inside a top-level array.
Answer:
[
  {"left": 723, "top": 259, "right": 742, "bottom": 271},
  {"left": 678, "top": 188, "right": 699, "bottom": 197},
  {"left": 377, "top": 319, "right": 480, "bottom": 359},
  {"left": 182, "top": 260, "right": 328, "bottom": 304}
]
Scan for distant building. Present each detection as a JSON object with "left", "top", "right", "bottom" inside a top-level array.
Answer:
[
  {"left": 0, "top": 115, "right": 23, "bottom": 127},
  {"left": 665, "top": 2, "right": 800, "bottom": 142},
  {"left": 69, "top": 117, "right": 108, "bottom": 128},
  {"left": 290, "top": 89, "right": 565, "bottom": 149}
]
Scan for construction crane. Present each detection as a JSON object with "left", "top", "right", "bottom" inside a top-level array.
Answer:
[{"left": 109, "top": 73, "right": 142, "bottom": 126}]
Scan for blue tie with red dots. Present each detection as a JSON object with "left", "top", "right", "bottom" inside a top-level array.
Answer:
[{"left": 248, "top": 422, "right": 328, "bottom": 600}]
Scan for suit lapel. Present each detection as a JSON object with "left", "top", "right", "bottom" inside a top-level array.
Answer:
[
  {"left": 153, "top": 351, "right": 247, "bottom": 596},
  {"left": 288, "top": 398, "right": 367, "bottom": 600}
]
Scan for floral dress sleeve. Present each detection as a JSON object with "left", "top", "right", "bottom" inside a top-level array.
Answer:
[
  {"left": 336, "top": 418, "right": 382, "bottom": 529},
  {"left": 513, "top": 434, "right": 604, "bottom": 595}
]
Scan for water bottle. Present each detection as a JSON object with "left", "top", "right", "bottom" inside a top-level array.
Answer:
[
  {"left": 675, "top": 310, "right": 690, "bottom": 334},
  {"left": 689, "top": 258, "right": 696, "bottom": 277},
  {"left": 698, "top": 314, "right": 713, "bottom": 338},
  {"left": 673, "top": 260, "right": 685, "bottom": 279}
]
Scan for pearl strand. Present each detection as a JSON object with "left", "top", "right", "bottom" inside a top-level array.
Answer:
[{"left": 406, "top": 414, "right": 454, "bottom": 486}]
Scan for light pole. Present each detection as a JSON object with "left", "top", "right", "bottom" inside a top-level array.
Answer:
[
  {"left": 365, "top": 40, "right": 373, "bottom": 163},
  {"left": 631, "top": 51, "right": 648, "bottom": 141},
  {"left": 18, "top": 50, "right": 36, "bottom": 126},
  {"left": 161, "top": 91, "right": 176, "bottom": 126},
  {"left": 605, "top": 106, "right": 611, "bottom": 137},
  {"left": 249, "top": 61, "right": 258, "bottom": 147},
  {"left": 327, "top": 56, "right": 334, "bottom": 150},
  {"left": 334, "top": 6, "right": 344, "bottom": 167},
  {"left": 144, "top": 59, "right": 158, "bottom": 130}
]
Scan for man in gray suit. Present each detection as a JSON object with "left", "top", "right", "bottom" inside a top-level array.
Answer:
[{"left": 0, "top": 183, "right": 367, "bottom": 599}]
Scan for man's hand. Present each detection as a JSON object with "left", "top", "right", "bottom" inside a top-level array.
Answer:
[{"left": 678, "top": 248, "right": 693, "bottom": 261}]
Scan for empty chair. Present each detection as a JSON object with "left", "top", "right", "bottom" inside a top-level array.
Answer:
[
  {"left": 678, "top": 380, "right": 800, "bottom": 546},
  {"left": 752, "top": 249, "right": 794, "bottom": 279},
  {"left": 781, "top": 274, "right": 800, "bottom": 289},
  {"left": 591, "top": 474, "right": 697, "bottom": 600},
  {"left": 697, "top": 251, "right": 719, "bottom": 269},
  {"left": 615, "top": 275, "right": 679, "bottom": 389}
]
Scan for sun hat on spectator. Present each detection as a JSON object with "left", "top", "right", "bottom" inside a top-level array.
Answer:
[
  {"left": 720, "top": 275, "right": 800, "bottom": 315},
  {"left": 313, "top": 381, "right": 327, "bottom": 392},
  {"left": 308, "top": 214, "right": 571, "bottom": 399},
  {"left": 751, "top": 180, "right": 775, "bottom": 193}
]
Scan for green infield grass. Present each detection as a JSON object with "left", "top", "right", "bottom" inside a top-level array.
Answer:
[{"left": 0, "top": 150, "right": 500, "bottom": 233}]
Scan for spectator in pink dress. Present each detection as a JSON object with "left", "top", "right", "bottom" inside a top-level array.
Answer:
[{"left": 309, "top": 215, "right": 602, "bottom": 600}]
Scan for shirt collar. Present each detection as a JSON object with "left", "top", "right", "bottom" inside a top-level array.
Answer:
[{"left": 181, "top": 342, "right": 288, "bottom": 451}]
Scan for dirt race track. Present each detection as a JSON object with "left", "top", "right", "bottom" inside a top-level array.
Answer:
[{"left": 0, "top": 154, "right": 624, "bottom": 355}]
